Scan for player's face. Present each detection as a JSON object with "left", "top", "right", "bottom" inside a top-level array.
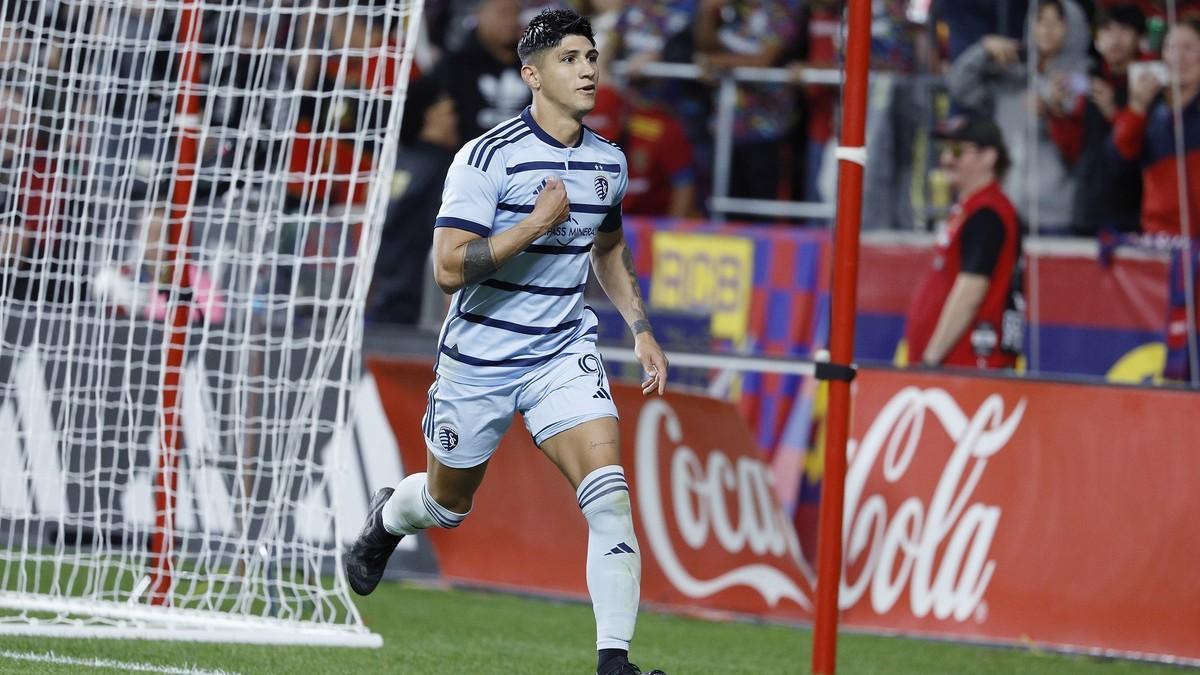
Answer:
[{"left": 535, "top": 35, "right": 600, "bottom": 116}]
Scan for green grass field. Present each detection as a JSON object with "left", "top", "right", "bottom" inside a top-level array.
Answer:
[{"left": 0, "top": 582, "right": 1179, "bottom": 674}]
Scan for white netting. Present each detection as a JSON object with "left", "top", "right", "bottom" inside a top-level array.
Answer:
[{"left": 0, "top": 0, "right": 421, "bottom": 646}]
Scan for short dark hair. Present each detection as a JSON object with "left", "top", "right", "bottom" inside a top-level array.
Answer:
[
  {"left": 991, "top": 147, "right": 1011, "bottom": 181},
  {"left": 1036, "top": 0, "right": 1065, "bottom": 20},
  {"left": 517, "top": 8, "right": 595, "bottom": 64},
  {"left": 1097, "top": 4, "right": 1147, "bottom": 34}
]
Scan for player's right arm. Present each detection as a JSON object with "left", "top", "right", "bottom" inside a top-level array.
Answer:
[{"left": 431, "top": 177, "right": 570, "bottom": 294}]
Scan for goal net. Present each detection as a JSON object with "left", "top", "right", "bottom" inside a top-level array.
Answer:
[{"left": 0, "top": 0, "right": 422, "bottom": 647}]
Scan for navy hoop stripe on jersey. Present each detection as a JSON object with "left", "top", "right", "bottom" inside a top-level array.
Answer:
[
  {"left": 496, "top": 202, "right": 534, "bottom": 213},
  {"left": 507, "top": 161, "right": 565, "bottom": 174},
  {"left": 459, "top": 312, "right": 581, "bottom": 336},
  {"left": 438, "top": 326, "right": 599, "bottom": 368},
  {"left": 567, "top": 161, "right": 621, "bottom": 172},
  {"left": 433, "top": 107, "right": 626, "bottom": 383},
  {"left": 497, "top": 202, "right": 611, "bottom": 214},
  {"left": 481, "top": 279, "right": 587, "bottom": 296},
  {"left": 434, "top": 216, "right": 490, "bottom": 236},
  {"left": 506, "top": 161, "right": 621, "bottom": 175},
  {"left": 526, "top": 243, "right": 593, "bottom": 254}
]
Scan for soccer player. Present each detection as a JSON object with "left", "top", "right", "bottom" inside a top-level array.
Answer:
[{"left": 344, "top": 9, "right": 668, "bottom": 675}]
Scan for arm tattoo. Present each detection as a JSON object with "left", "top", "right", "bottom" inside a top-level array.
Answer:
[
  {"left": 462, "top": 238, "right": 498, "bottom": 286},
  {"left": 622, "top": 246, "right": 652, "bottom": 335}
]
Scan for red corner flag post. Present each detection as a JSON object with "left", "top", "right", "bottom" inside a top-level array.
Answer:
[{"left": 812, "top": 0, "right": 871, "bottom": 671}]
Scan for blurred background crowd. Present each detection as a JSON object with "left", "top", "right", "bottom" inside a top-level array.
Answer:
[
  {"left": 1, "top": 0, "right": 1198, "bottom": 385},
  {"left": 396, "top": 0, "right": 1200, "bottom": 236}
]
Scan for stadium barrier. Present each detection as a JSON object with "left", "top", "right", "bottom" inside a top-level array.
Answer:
[
  {"left": 624, "top": 218, "right": 1173, "bottom": 385},
  {"left": 366, "top": 356, "right": 1199, "bottom": 666},
  {"left": 841, "top": 368, "right": 1198, "bottom": 665}
]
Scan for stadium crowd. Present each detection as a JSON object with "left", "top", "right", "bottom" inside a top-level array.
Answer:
[{"left": 1, "top": 0, "right": 1198, "bottom": 380}]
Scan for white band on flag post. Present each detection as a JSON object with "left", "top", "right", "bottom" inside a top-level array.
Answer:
[{"left": 834, "top": 145, "right": 868, "bottom": 166}]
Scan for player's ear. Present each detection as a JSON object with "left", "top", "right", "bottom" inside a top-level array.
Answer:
[{"left": 521, "top": 62, "right": 540, "bottom": 91}]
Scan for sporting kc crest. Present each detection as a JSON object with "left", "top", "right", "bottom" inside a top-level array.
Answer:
[{"left": 594, "top": 176, "right": 609, "bottom": 201}]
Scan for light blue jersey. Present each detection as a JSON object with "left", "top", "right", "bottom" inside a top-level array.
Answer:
[{"left": 432, "top": 107, "right": 628, "bottom": 385}]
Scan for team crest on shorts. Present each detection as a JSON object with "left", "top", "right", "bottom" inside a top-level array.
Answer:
[
  {"left": 437, "top": 425, "right": 459, "bottom": 452},
  {"left": 594, "top": 176, "right": 609, "bottom": 201}
]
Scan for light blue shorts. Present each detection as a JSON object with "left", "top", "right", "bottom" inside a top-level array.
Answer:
[{"left": 420, "top": 348, "right": 618, "bottom": 469}]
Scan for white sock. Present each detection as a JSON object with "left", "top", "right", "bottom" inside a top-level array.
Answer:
[
  {"left": 577, "top": 465, "right": 640, "bottom": 652},
  {"left": 381, "top": 472, "right": 468, "bottom": 536}
]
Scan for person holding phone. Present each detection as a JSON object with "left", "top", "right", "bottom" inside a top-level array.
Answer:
[
  {"left": 948, "top": 0, "right": 1091, "bottom": 234},
  {"left": 1112, "top": 17, "right": 1200, "bottom": 236},
  {"left": 1069, "top": 4, "right": 1147, "bottom": 236}
]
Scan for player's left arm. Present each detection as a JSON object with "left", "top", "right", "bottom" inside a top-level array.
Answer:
[{"left": 592, "top": 226, "right": 668, "bottom": 395}]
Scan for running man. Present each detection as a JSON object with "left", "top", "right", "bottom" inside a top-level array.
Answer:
[{"left": 345, "top": 9, "right": 668, "bottom": 675}]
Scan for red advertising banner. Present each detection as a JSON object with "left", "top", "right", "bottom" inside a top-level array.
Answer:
[
  {"left": 366, "top": 357, "right": 1198, "bottom": 663},
  {"left": 842, "top": 368, "right": 1200, "bottom": 662},
  {"left": 367, "top": 358, "right": 815, "bottom": 620}
]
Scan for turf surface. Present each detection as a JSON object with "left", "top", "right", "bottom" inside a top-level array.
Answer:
[{"left": 0, "top": 583, "right": 1179, "bottom": 674}]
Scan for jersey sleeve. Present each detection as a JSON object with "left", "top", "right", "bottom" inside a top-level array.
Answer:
[
  {"left": 599, "top": 151, "right": 629, "bottom": 233},
  {"left": 434, "top": 159, "right": 503, "bottom": 237}
]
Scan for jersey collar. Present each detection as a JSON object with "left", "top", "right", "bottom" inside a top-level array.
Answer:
[{"left": 521, "top": 106, "right": 584, "bottom": 149}]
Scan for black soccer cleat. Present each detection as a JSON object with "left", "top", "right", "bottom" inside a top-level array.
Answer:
[
  {"left": 598, "top": 662, "right": 666, "bottom": 675},
  {"left": 344, "top": 487, "right": 403, "bottom": 596}
]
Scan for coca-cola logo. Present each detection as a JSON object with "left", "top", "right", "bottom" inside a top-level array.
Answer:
[
  {"left": 635, "top": 399, "right": 812, "bottom": 608},
  {"left": 841, "top": 387, "right": 1025, "bottom": 622}
]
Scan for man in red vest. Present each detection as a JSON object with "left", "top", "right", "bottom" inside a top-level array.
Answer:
[{"left": 904, "top": 116, "right": 1025, "bottom": 370}]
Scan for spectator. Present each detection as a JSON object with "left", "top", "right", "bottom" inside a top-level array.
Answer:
[
  {"left": 603, "top": 1, "right": 710, "bottom": 205},
  {"left": 862, "top": 0, "right": 923, "bottom": 231},
  {"left": 434, "top": 0, "right": 530, "bottom": 144},
  {"left": 583, "top": 85, "right": 697, "bottom": 218},
  {"left": 367, "top": 78, "right": 458, "bottom": 325},
  {"left": 937, "top": 0, "right": 1030, "bottom": 61},
  {"left": 904, "top": 116, "right": 1025, "bottom": 370},
  {"left": 1112, "top": 18, "right": 1200, "bottom": 235},
  {"left": 1072, "top": 4, "right": 1147, "bottom": 235},
  {"left": 694, "top": 0, "right": 799, "bottom": 219},
  {"left": 601, "top": 0, "right": 697, "bottom": 105},
  {"left": 949, "top": 0, "right": 1091, "bottom": 233},
  {"left": 288, "top": 6, "right": 406, "bottom": 211},
  {"left": 198, "top": 7, "right": 295, "bottom": 200},
  {"left": 578, "top": 0, "right": 623, "bottom": 57},
  {"left": 789, "top": 0, "right": 839, "bottom": 212}
]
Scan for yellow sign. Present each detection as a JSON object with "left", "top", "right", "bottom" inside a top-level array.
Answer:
[{"left": 649, "top": 232, "right": 754, "bottom": 343}]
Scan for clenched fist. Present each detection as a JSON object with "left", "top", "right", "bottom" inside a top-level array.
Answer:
[{"left": 530, "top": 176, "right": 570, "bottom": 233}]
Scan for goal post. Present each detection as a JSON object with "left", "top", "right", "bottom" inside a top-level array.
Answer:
[{"left": 0, "top": 0, "right": 424, "bottom": 647}]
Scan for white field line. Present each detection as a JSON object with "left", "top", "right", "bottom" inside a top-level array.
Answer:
[{"left": 0, "top": 649, "right": 240, "bottom": 675}]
